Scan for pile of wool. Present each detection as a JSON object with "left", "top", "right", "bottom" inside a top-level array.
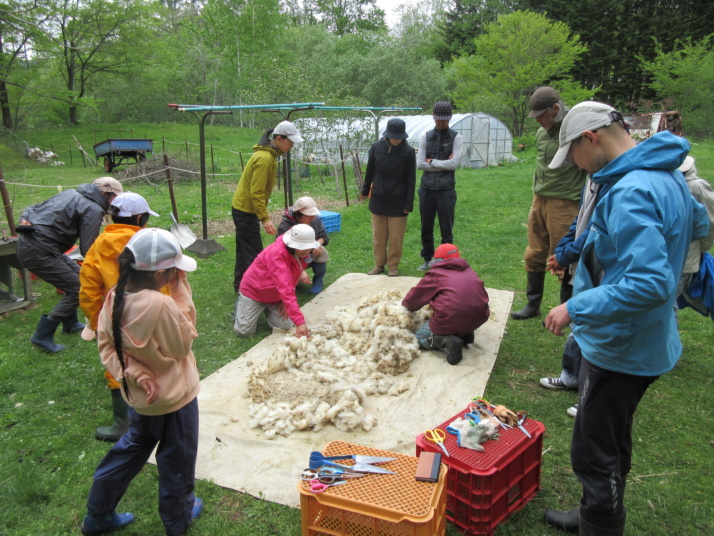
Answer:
[{"left": 247, "top": 290, "right": 430, "bottom": 439}]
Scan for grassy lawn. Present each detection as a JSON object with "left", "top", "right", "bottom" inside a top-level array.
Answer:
[{"left": 0, "top": 127, "right": 712, "bottom": 535}]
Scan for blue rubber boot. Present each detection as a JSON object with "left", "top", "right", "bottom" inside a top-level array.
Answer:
[
  {"left": 309, "top": 262, "right": 327, "bottom": 294},
  {"left": 30, "top": 315, "right": 66, "bottom": 353},
  {"left": 62, "top": 309, "right": 86, "bottom": 334},
  {"left": 190, "top": 497, "right": 204, "bottom": 523},
  {"left": 81, "top": 511, "right": 135, "bottom": 535}
]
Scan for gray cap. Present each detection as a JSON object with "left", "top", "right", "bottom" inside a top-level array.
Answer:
[
  {"left": 528, "top": 87, "right": 561, "bottom": 118},
  {"left": 126, "top": 228, "right": 197, "bottom": 272}
]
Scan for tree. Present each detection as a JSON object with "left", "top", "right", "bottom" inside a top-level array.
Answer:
[
  {"left": 640, "top": 35, "right": 714, "bottom": 135},
  {"left": 311, "top": 0, "right": 386, "bottom": 36},
  {"left": 446, "top": 10, "right": 589, "bottom": 135}
]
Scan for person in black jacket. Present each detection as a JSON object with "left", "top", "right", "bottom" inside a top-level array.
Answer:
[
  {"left": 360, "top": 118, "right": 416, "bottom": 277},
  {"left": 16, "top": 177, "right": 123, "bottom": 353}
]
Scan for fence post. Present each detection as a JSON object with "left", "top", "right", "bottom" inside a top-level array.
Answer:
[
  {"left": 210, "top": 145, "right": 215, "bottom": 177},
  {"left": 162, "top": 137, "right": 166, "bottom": 155},
  {"left": 69, "top": 147, "right": 73, "bottom": 168},
  {"left": 239, "top": 151, "right": 244, "bottom": 171},
  {"left": 0, "top": 169, "right": 16, "bottom": 232},
  {"left": 339, "top": 145, "right": 349, "bottom": 207},
  {"left": 185, "top": 140, "right": 189, "bottom": 161}
]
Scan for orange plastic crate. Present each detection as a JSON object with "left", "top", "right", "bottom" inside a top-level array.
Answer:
[
  {"left": 298, "top": 440, "right": 447, "bottom": 536},
  {"left": 416, "top": 408, "right": 545, "bottom": 536}
]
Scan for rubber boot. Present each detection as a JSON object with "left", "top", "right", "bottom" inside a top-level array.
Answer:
[
  {"left": 31, "top": 315, "right": 66, "bottom": 353},
  {"left": 430, "top": 334, "right": 464, "bottom": 365},
  {"left": 560, "top": 282, "right": 573, "bottom": 304},
  {"left": 579, "top": 505, "right": 626, "bottom": 536},
  {"left": 62, "top": 309, "right": 86, "bottom": 334},
  {"left": 95, "top": 389, "right": 130, "bottom": 442},
  {"left": 310, "top": 262, "right": 327, "bottom": 294},
  {"left": 81, "top": 511, "right": 135, "bottom": 535},
  {"left": 544, "top": 507, "right": 579, "bottom": 533},
  {"left": 461, "top": 331, "right": 475, "bottom": 347},
  {"left": 511, "top": 271, "right": 545, "bottom": 320}
]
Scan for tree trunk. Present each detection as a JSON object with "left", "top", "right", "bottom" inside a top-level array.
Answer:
[{"left": 0, "top": 78, "right": 12, "bottom": 130}]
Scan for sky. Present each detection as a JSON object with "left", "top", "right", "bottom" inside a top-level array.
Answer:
[{"left": 375, "top": 0, "right": 419, "bottom": 27}]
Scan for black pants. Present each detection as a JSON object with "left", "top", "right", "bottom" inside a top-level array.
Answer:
[
  {"left": 419, "top": 187, "right": 456, "bottom": 261},
  {"left": 232, "top": 208, "right": 263, "bottom": 292},
  {"left": 571, "top": 358, "right": 658, "bottom": 515},
  {"left": 16, "top": 236, "right": 80, "bottom": 322}
]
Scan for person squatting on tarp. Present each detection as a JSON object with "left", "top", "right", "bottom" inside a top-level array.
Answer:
[
  {"left": 543, "top": 101, "right": 709, "bottom": 536},
  {"left": 511, "top": 87, "right": 587, "bottom": 320},
  {"left": 401, "top": 244, "right": 490, "bottom": 365},
  {"left": 81, "top": 228, "right": 203, "bottom": 536},
  {"left": 16, "top": 176, "right": 124, "bottom": 353},
  {"left": 360, "top": 117, "right": 417, "bottom": 277},
  {"left": 231, "top": 120, "right": 304, "bottom": 293},
  {"left": 276, "top": 196, "right": 330, "bottom": 294},
  {"left": 234, "top": 224, "right": 320, "bottom": 339},
  {"left": 415, "top": 101, "right": 463, "bottom": 271},
  {"left": 79, "top": 192, "right": 160, "bottom": 443}
]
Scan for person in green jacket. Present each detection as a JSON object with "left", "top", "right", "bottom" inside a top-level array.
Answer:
[
  {"left": 511, "top": 87, "right": 587, "bottom": 320},
  {"left": 231, "top": 121, "right": 304, "bottom": 292}
]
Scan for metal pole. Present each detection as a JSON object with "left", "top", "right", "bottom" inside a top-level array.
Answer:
[
  {"left": 198, "top": 114, "right": 209, "bottom": 240},
  {"left": 339, "top": 145, "right": 349, "bottom": 207},
  {"left": 210, "top": 145, "right": 215, "bottom": 177}
]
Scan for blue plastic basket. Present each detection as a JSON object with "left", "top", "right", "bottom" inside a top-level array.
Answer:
[{"left": 319, "top": 210, "right": 341, "bottom": 233}]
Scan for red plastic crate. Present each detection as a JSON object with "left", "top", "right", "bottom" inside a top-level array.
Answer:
[{"left": 416, "top": 407, "right": 545, "bottom": 536}]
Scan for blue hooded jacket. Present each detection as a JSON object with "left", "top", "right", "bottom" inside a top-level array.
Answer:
[{"left": 567, "top": 132, "right": 710, "bottom": 376}]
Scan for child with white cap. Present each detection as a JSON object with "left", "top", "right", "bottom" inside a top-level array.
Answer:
[
  {"left": 79, "top": 192, "right": 160, "bottom": 442},
  {"left": 81, "top": 228, "right": 202, "bottom": 536}
]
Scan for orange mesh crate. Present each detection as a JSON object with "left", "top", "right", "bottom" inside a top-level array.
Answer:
[{"left": 298, "top": 440, "right": 447, "bottom": 536}]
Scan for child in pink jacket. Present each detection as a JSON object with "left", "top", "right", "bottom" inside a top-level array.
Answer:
[{"left": 81, "top": 229, "right": 202, "bottom": 536}]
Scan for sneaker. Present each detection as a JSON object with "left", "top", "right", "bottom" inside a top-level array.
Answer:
[
  {"left": 81, "top": 511, "right": 136, "bottom": 535},
  {"left": 567, "top": 404, "right": 578, "bottom": 418},
  {"left": 417, "top": 260, "right": 431, "bottom": 271},
  {"left": 190, "top": 497, "right": 204, "bottom": 523},
  {"left": 539, "top": 377, "right": 570, "bottom": 390}
]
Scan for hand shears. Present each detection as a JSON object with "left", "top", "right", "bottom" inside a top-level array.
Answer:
[
  {"left": 302, "top": 468, "right": 365, "bottom": 483},
  {"left": 424, "top": 428, "right": 449, "bottom": 457},
  {"left": 309, "top": 479, "right": 349, "bottom": 493},
  {"left": 309, "top": 451, "right": 396, "bottom": 474},
  {"left": 516, "top": 411, "right": 532, "bottom": 438},
  {"left": 472, "top": 398, "right": 512, "bottom": 430}
]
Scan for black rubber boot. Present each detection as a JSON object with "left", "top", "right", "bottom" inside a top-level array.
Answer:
[
  {"left": 461, "top": 331, "right": 475, "bottom": 347},
  {"left": 430, "top": 334, "right": 464, "bottom": 365},
  {"left": 560, "top": 283, "right": 573, "bottom": 304},
  {"left": 511, "top": 271, "right": 545, "bottom": 320},
  {"left": 95, "top": 390, "right": 130, "bottom": 442},
  {"left": 544, "top": 507, "right": 579, "bottom": 533},
  {"left": 62, "top": 309, "right": 86, "bottom": 334},
  {"left": 579, "top": 505, "right": 626, "bottom": 536},
  {"left": 310, "top": 262, "right": 327, "bottom": 294},
  {"left": 31, "top": 315, "right": 66, "bottom": 353}
]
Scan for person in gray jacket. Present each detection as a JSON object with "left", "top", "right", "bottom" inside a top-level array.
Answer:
[{"left": 16, "top": 177, "right": 123, "bottom": 353}]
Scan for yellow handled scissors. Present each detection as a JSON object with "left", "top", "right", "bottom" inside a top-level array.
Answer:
[{"left": 424, "top": 428, "right": 449, "bottom": 457}]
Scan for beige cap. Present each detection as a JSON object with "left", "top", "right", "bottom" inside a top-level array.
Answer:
[
  {"left": 93, "top": 177, "right": 123, "bottom": 195},
  {"left": 293, "top": 196, "right": 320, "bottom": 216}
]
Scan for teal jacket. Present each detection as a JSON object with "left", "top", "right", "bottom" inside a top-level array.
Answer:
[{"left": 567, "top": 132, "right": 710, "bottom": 376}]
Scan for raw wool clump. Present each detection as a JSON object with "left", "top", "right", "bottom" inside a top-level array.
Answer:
[{"left": 248, "top": 290, "right": 430, "bottom": 439}]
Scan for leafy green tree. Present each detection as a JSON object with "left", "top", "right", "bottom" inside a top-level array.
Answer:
[
  {"left": 310, "top": 0, "right": 386, "bottom": 36},
  {"left": 640, "top": 35, "right": 714, "bottom": 135},
  {"left": 447, "top": 10, "right": 588, "bottom": 135}
]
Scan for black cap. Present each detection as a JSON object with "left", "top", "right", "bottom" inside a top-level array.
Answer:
[
  {"left": 383, "top": 118, "right": 408, "bottom": 140},
  {"left": 528, "top": 87, "right": 560, "bottom": 118}
]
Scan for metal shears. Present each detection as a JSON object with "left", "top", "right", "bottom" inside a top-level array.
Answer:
[
  {"left": 424, "top": 428, "right": 449, "bottom": 457},
  {"left": 516, "top": 411, "right": 532, "bottom": 438},
  {"left": 301, "top": 468, "right": 366, "bottom": 483},
  {"left": 309, "top": 451, "right": 396, "bottom": 474}
]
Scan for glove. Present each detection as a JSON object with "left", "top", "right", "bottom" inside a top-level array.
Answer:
[{"left": 493, "top": 405, "right": 518, "bottom": 426}]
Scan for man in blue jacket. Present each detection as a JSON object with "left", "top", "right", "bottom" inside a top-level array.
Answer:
[{"left": 543, "top": 101, "right": 709, "bottom": 536}]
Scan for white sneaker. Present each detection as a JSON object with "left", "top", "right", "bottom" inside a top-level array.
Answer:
[{"left": 567, "top": 404, "right": 578, "bottom": 418}]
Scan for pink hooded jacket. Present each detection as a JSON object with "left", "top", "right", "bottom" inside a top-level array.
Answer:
[
  {"left": 97, "top": 271, "right": 200, "bottom": 416},
  {"left": 239, "top": 238, "right": 308, "bottom": 326}
]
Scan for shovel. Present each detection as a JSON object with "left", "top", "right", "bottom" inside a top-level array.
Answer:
[{"left": 170, "top": 212, "right": 197, "bottom": 249}]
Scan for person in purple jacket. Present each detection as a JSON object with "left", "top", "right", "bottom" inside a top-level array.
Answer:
[{"left": 402, "top": 244, "right": 490, "bottom": 364}]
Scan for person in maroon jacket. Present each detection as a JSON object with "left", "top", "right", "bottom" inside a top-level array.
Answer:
[{"left": 402, "top": 244, "right": 490, "bottom": 364}]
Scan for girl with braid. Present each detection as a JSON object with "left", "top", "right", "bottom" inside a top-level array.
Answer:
[{"left": 81, "top": 228, "right": 201, "bottom": 536}]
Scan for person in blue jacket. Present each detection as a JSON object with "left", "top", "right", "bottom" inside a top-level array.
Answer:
[{"left": 543, "top": 101, "right": 709, "bottom": 536}]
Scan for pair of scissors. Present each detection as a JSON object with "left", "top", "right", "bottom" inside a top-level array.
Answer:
[
  {"left": 302, "top": 468, "right": 365, "bottom": 483},
  {"left": 516, "top": 411, "right": 532, "bottom": 438},
  {"left": 464, "top": 412, "right": 481, "bottom": 425},
  {"left": 446, "top": 425, "right": 463, "bottom": 447},
  {"left": 424, "top": 428, "right": 449, "bottom": 457},
  {"left": 309, "top": 479, "right": 349, "bottom": 493}
]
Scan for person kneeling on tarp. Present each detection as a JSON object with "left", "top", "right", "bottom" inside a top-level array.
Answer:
[
  {"left": 234, "top": 224, "right": 320, "bottom": 338},
  {"left": 402, "top": 244, "right": 490, "bottom": 365}
]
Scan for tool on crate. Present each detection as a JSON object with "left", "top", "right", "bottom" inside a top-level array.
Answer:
[
  {"left": 301, "top": 468, "right": 366, "bottom": 483},
  {"left": 424, "top": 428, "right": 450, "bottom": 457},
  {"left": 309, "top": 451, "right": 396, "bottom": 474},
  {"left": 472, "top": 398, "right": 513, "bottom": 429},
  {"left": 309, "top": 479, "right": 349, "bottom": 493},
  {"left": 493, "top": 404, "right": 519, "bottom": 427},
  {"left": 516, "top": 411, "right": 532, "bottom": 438}
]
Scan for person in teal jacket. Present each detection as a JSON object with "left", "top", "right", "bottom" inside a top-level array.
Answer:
[{"left": 543, "top": 101, "right": 709, "bottom": 536}]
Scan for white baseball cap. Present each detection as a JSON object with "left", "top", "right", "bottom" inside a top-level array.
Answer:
[
  {"left": 678, "top": 156, "right": 695, "bottom": 173},
  {"left": 549, "top": 101, "right": 618, "bottom": 169},
  {"left": 282, "top": 223, "right": 320, "bottom": 250},
  {"left": 273, "top": 121, "right": 304, "bottom": 144},
  {"left": 126, "top": 228, "right": 197, "bottom": 272},
  {"left": 293, "top": 196, "right": 320, "bottom": 216},
  {"left": 111, "top": 192, "right": 159, "bottom": 217}
]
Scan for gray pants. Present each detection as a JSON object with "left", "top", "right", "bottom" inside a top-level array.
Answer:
[{"left": 233, "top": 293, "right": 293, "bottom": 337}]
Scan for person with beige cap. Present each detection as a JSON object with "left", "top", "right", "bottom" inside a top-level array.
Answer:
[
  {"left": 276, "top": 196, "right": 330, "bottom": 294},
  {"left": 542, "top": 100, "right": 709, "bottom": 535},
  {"left": 15, "top": 176, "right": 123, "bottom": 353},
  {"left": 231, "top": 120, "right": 304, "bottom": 292},
  {"left": 79, "top": 192, "right": 160, "bottom": 442},
  {"left": 511, "top": 87, "right": 587, "bottom": 320}
]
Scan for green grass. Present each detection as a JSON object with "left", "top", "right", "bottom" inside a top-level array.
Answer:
[{"left": 0, "top": 130, "right": 713, "bottom": 535}]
